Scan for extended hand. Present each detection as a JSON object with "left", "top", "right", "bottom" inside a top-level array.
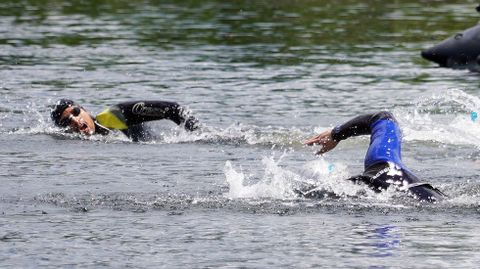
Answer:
[{"left": 304, "top": 130, "right": 339, "bottom": 155}]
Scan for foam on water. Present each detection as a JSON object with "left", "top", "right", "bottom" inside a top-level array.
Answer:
[
  {"left": 11, "top": 124, "right": 132, "bottom": 143},
  {"left": 221, "top": 134, "right": 480, "bottom": 208},
  {"left": 224, "top": 156, "right": 298, "bottom": 199},
  {"left": 396, "top": 89, "right": 480, "bottom": 147},
  {"left": 162, "top": 123, "right": 306, "bottom": 148},
  {"left": 223, "top": 153, "right": 383, "bottom": 201}
]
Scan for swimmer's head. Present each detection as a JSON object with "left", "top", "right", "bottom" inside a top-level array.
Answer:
[
  {"left": 51, "top": 99, "right": 95, "bottom": 135},
  {"left": 51, "top": 99, "right": 76, "bottom": 126}
]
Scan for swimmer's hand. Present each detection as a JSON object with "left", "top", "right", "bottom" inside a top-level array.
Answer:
[{"left": 304, "top": 130, "right": 339, "bottom": 155}]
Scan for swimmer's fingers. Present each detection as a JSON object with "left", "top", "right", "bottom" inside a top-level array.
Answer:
[
  {"left": 304, "top": 134, "right": 322, "bottom": 146},
  {"left": 315, "top": 139, "right": 338, "bottom": 155},
  {"left": 304, "top": 130, "right": 338, "bottom": 155},
  {"left": 304, "top": 130, "right": 332, "bottom": 146}
]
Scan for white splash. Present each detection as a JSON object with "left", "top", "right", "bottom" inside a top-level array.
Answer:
[
  {"left": 223, "top": 154, "right": 371, "bottom": 200},
  {"left": 224, "top": 156, "right": 298, "bottom": 199}
]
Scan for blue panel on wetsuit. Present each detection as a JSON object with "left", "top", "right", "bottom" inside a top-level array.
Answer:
[{"left": 364, "top": 119, "right": 403, "bottom": 169}]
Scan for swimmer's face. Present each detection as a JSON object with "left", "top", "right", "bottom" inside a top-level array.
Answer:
[{"left": 59, "top": 106, "right": 96, "bottom": 135}]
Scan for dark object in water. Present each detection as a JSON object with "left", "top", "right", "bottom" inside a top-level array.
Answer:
[
  {"left": 294, "top": 182, "right": 445, "bottom": 203},
  {"left": 293, "top": 186, "right": 339, "bottom": 199},
  {"left": 294, "top": 167, "right": 446, "bottom": 203},
  {"left": 421, "top": 23, "right": 480, "bottom": 72}
]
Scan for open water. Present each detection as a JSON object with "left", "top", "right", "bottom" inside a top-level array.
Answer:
[{"left": 1, "top": 0, "right": 480, "bottom": 268}]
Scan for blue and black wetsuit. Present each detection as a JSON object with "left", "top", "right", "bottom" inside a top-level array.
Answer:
[
  {"left": 331, "top": 111, "right": 445, "bottom": 202},
  {"left": 93, "top": 101, "right": 199, "bottom": 142}
]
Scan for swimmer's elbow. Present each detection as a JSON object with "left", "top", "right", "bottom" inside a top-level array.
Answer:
[{"left": 372, "top": 111, "right": 397, "bottom": 123}]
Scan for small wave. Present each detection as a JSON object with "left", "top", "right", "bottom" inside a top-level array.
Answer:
[
  {"left": 162, "top": 123, "right": 307, "bottom": 148},
  {"left": 3, "top": 177, "right": 478, "bottom": 215},
  {"left": 10, "top": 125, "right": 132, "bottom": 143},
  {"left": 394, "top": 88, "right": 480, "bottom": 147},
  {"left": 18, "top": 190, "right": 419, "bottom": 214},
  {"left": 414, "top": 88, "right": 480, "bottom": 114}
]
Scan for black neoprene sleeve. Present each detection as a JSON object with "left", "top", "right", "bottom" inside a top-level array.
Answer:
[
  {"left": 330, "top": 111, "right": 396, "bottom": 141},
  {"left": 116, "top": 101, "right": 198, "bottom": 131}
]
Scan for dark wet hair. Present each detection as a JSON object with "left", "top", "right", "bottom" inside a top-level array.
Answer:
[{"left": 51, "top": 99, "right": 76, "bottom": 126}]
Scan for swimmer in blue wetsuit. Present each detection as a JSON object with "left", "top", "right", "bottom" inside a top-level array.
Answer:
[
  {"left": 51, "top": 99, "right": 199, "bottom": 142},
  {"left": 304, "top": 111, "right": 445, "bottom": 202}
]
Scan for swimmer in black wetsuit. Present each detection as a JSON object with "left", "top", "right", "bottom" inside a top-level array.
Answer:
[
  {"left": 51, "top": 99, "right": 199, "bottom": 141},
  {"left": 304, "top": 111, "right": 445, "bottom": 202}
]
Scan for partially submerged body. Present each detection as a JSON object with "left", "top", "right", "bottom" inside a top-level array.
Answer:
[
  {"left": 51, "top": 99, "right": 198, "bottom": 141},
  {"left": 304, "top": 111, "right": 445, "bottom": 202}
]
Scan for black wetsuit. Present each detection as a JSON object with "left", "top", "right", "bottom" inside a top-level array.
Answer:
[
  {"left": 331, "top": 111, "right": 444, "bottom": 202},
  {"left": 93, "top": 101, "right": 198, "bottom": 142}
]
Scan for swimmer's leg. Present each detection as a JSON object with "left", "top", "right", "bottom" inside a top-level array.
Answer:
[{"left": 408, "top": 184, "right": 445, "bottom": 202}]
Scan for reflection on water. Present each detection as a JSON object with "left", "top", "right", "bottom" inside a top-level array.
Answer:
[
  {"left": 348, "top": 224, "right": 401, "bottom": 260},
  {"left": 1, "top": 0, "right": 479, "bottom": 64},
  {"left": 368, "top": 225, "right": 401, "bottom": 258}
]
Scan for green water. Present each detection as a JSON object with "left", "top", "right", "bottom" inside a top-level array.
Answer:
[{"left": 2, "top": 0, "right": 479, "bottom": 61}]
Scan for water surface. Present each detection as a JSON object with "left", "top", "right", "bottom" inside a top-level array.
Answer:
[{"left": 1, "top": 0, "right": 480, "bottom": 268}]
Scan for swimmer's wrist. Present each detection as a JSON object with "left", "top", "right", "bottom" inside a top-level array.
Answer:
[{"left": 330, "top": 126, "right": 342, "bottom": 142}]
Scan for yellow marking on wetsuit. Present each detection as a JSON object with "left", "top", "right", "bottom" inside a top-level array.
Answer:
[{"left": 96, "top": 109, "right": 128, "bottom": 130}]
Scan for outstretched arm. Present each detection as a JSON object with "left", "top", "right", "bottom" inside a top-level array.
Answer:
[
  {"left": 96, "top": 101, "right": 199, "bottom": 131},
  {"left": 304, "top": 111, "right": 396, "bottom": 154}
]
